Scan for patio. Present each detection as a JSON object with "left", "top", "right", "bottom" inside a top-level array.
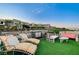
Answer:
[{"left": 0, "top": 31, "right": 79, "bottom": 55}]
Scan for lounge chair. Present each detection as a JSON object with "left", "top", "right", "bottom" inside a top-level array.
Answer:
[
  {"left": 15, "top": 43, "right": 37, "bottom": 54},
  {"left": 0, "top": 35, "right": 37, "bottom": 54},
  {"left": 19, "top": 33, "right": 40, "bottom": 45},
  {"left": 0, "top": 35, "right": 15, "bottom": 51}
]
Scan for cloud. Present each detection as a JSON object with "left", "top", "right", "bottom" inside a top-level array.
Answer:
[{"left": 32, "top": 8, "right": 43, "bottom": 14}]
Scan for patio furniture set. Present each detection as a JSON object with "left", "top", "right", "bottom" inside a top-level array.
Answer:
[{"left": 47, "top": 32, "right": 79, "bottom": 43}]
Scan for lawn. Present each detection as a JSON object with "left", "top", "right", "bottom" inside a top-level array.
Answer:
[{"left": 36, "top": 38, "right": 79, "bottom": 55}]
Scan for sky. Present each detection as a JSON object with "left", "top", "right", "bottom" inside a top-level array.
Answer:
[{"left": 0, "top": 3, "right": 79, "bottom": 28}]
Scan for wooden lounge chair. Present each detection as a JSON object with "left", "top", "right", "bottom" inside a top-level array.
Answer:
[
  {"left": 15, "top": 43, "right": 37, "bottom": 54},
  {"left": 19, "top": 33, "right": 40, "bottom": 45},
  {"left": 0, "top": 35, "right": 14, "bottom": 51},
  {"left": 0, "top": 35, "right": 37, "bottom": 54}
]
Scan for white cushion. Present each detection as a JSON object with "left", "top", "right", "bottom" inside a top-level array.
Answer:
[
  {"left": 0, "top": 40, "right": 1, "bottom": 45},
  {"left": 59, "top": 37, "right": 69, "bottom": 40},
  {"left": 35, "top": 32, "right": 41, "bottom": 37},
  {"left": 19, "top": 34, "right": 29, "bottom": 41},
  {"left": 7, "top": 35, "right": 19, "bottom": 46},
  {"left": 50, "top": 35, "right": 58, "bottom": 39}
]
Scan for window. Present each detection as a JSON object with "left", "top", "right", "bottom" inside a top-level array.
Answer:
[{"left": 1, "top": 21, "right": 3, "bottom": 24}]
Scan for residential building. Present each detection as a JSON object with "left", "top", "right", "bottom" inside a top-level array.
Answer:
[{"left": 0, "top": 19, "right": 5, "bottom": 25}]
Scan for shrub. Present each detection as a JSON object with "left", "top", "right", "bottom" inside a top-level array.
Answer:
[
  {"left": 10, "top": 26, "right": 17, "bottom": 31},
  {"left": 0, "top": 26, "right": 5, "bottom": 31}
]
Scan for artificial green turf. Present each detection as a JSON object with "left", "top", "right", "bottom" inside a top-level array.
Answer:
[{"left": 36, "top": 38, "right": 79, "bottom": 55}]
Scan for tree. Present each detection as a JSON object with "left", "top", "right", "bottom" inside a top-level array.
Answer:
[{"left": 49, "top": 27, "right": 60, "bottom": 34}]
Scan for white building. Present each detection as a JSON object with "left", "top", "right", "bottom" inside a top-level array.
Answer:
[{"left": 0, "top": 19, "right": 5, "bottom": 25}]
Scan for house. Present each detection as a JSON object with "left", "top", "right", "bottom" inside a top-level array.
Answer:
[
  {"left": 12, "top": 19, "right": 23, "bottom": 30},
  {"left": 0, "top": 19, "right": 5, "bottom": 26},
  {"left": 0, "top": 19, "right": 24, "bottom": 31},
  {"left": 0, "top": 19, "right": 5, "bottom": 31},
  {"left": 30, "top": 23, "right": 51, "bottom": 30}
]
